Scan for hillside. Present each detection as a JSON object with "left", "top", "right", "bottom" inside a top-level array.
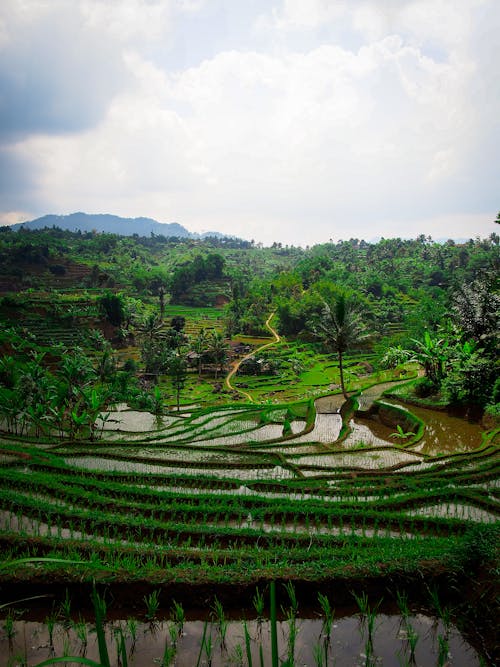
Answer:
[{"left": 11, "top": 212, "right": 205, "bottom": 238}]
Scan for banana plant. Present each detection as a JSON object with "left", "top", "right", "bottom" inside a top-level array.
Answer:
[
  {"left": 409, "top": 330, "right": 448, "bottom": 386},
  {"left": 390, "top": 424, "right": 416, "bottom": 440}
]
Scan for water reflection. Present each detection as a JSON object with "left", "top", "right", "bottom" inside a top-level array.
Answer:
[
  {"left": 1, "top": 613, "right": 481, "bottom": 667},
  {"left": 385, "top": 401, "right": 484, "bottom": 455}
]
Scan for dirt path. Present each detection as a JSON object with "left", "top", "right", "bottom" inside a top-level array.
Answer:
[{"left": 224, "top": 313, "right": 281, "bottom": 402}]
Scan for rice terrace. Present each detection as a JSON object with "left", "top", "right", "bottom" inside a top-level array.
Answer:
[{"left": 0, "top": 225, "right": 498, "bottom": 666}]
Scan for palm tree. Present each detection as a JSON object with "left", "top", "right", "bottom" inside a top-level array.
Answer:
[
  {"left": 207, "top": 331, "right": 229, "bottom": 379},
  {"left": 313, "top": 294, "right": 369, "bottom": 398},
  {"left": 167, "top": 353, "right": 187, "bottom": 411},
  {"left": 193, "top": 328, "right": 209, "bottom": 377},
  {"left": 140, "top": 313, "right": 162, "bottom": 341}
]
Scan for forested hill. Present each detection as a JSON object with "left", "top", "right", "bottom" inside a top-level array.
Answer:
[
  {"left": 11, "top": 212, "right": 209, "bottom": 238},
  {"left": 0, "top": 225, "right": 498, "bottom": 411},
  {"left": 0, "top": 226, "right": 497, "bottom": 338}
]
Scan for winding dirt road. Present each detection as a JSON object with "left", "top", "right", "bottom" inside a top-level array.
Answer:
[{"left": 224, "top": 312, "right": 281, "bottom": 403}]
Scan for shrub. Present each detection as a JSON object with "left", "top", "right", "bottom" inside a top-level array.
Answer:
[
  {"left": 414, "top": 376, "right": 438, "bottom": 398},
  {"left": 49, "top": 264, "right": 66, "bottom": 276},
  {"left": 457, "top": 524, "right": 499, "bottom": 569},
  {"left": 122, "top": 359, "right": 137, "bottom": 373},
  {"left": 98, "top": 291, "right": 126, "bottom": 326}
]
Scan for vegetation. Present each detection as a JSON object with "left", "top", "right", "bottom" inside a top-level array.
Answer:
[
  {"left": 0, "top": 226, "right": 498, "bottom": 664},
  {"left": 310, "top": 292, "right": 370, "bottom": 397}
]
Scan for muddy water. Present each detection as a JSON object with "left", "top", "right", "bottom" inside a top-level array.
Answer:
[
  {"left": 384, "top": 401, "right": 484, "bottom": 455},
  {"left": 342, "top": 416, "right": 404, "bottom": 449},
  {"left": 0, "top": 614, "right": 482, "bottom": 666},
  {"left": 315, "top": 394, "right": 346, "bottom": 413},
  {"left": 341, "top": 407, "right": 484, "bottom": 459}
]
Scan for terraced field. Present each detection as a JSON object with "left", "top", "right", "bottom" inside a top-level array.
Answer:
[
  {"left": 1, "top": 383, "right": 498, "bottom": 584},
  {"left": 0, "top": 374, "right": 498, "bottom": 665}
]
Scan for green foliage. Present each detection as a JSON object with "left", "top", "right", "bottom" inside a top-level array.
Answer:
[
  {"left": 484, "top": 402, "right": 500, "bottom": 422},
  {"left": 390, "top": 424, "right": 416, "bottom": 440},
  {"left": 379, "top": 345, "right": 410, "bottom": 369},
  {"left": 167, "top": 354, "right": 187, "bottom": 411},
  {"left": 309, "top": 292, "right": 370, "bottom": 397},
  {"left": 413, "top": 376, "right": 439, "bottom": 398},
  {"left": 98, "top": 291, "right": 127, "bottom": 327},
  {"left": 452, "top": 279, "right": 499, "bottom": 350},
  {"left": 442, "top": 352, "right": 497, "bottom": 408},
  {"left": 457, "top": 524, "right": 499, "bottom": 568},
  {"left": 170, "top": 253, "right": 225, "bottom": 303}
]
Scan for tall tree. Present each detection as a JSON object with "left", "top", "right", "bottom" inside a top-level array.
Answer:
[
  {"left": 167, "top": 353, "right": 187, "bottom": 411},
  {"left": 312, "top": 294, "right": 369, "bottom": 398},
  {"left": 452, "top": 279, "right": 499, "bottom": 350},
  {"left": 207, "top": 331, "right": 229, "bottom": 379},
  {"left": 193, "top": 328, "right": 209, "bottom": 377}
]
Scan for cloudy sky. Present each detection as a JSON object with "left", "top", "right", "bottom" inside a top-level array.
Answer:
[{"left": 0, "top": 0, "right": 498, "bottom": 245}]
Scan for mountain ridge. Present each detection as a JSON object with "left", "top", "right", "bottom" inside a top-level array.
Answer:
[{"left": 11, "top": 212, "right": 226, "bottom": 239}]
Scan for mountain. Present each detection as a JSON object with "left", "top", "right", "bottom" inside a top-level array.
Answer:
[{"left": 12, "top": 212, "right": 195, "bottom": 238}]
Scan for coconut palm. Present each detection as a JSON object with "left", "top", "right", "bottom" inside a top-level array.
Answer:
[
  {"left": 313, "top": 294, "right": 370, "bottom": 398},
  {"left": 192, "top": 328, "right": 209, "bottom": 377},
  {"left": 167, "top": 353, "right": 187, "bottom": 411},
  {"left": 207, "top": 331, "right": 229, "bottom": 379}
]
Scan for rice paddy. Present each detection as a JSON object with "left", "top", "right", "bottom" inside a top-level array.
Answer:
[{"left": 0, "top": 379, "right": 498, "bottom": 665}]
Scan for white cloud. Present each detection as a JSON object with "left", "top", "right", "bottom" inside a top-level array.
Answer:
[
  {"left": 269, "top": 0, "right": 347, "bottom": 31},
  {"left": 0, "top": 0, "right": 498, "bottom": 243},
  {"left": 80, "top": 0, "right": 174, "bottom": 42}
]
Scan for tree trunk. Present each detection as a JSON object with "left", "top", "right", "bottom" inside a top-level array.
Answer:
[{"left": 338, "top": 349, "right": 348, "bottom": 398}]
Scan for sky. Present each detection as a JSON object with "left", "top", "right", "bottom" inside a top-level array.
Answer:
[{"left": 0, "top": 0, "right": 498, "bottom": 246}]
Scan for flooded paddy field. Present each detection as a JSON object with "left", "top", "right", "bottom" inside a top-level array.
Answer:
[
  {"left": 0, "top": 379, "right": 498, "bottom": 666},
  {"left": 0, "top": 607, "right": 483, "bottom": 667}
]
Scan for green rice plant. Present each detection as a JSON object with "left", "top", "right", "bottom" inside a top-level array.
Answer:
[
  {"left": 210, "top": 596, "right": 228, "bottom": 650},
  {"left": 252, "top": 587, "right": 265, "bottom": 622},
  {"left": 352, "top": 590, "right": 369, "bottom": 617},
  {"left": 283, "top": 581, "right": 298, "bottom": 616},
  {"left": 8, "top": 654, "right": 27, "bottom": 667},
  {"left": 365, "top": 603, "right": 379, "bottom": 661},
  {"left": 203, "top": 628, "right": 214, "bottom": 667},
  {"left": 3, "top": 609, "right": 17, "bottom": 642},
  {"left": 114, "top": 628, "right": 128, "bottom": 667},
  {"left": 286, "top": 612, "right": 298, "bottom": 667},
  {"left": 170, "top": 599, "right": 185, "bottom": 636},
  {"left": 243, "top": 621, "right": 253, "bottom": 667},
  {"left": 427, "top": 586, "right": 452, "bottom": 637},
  {"left": 313, "top": 641, "right": 327, "bottom": 667},
  {"left": 126, "top": 618, "right": 138, "bottom": 654},
  {"left": 59, "top": 589, "right": 72, "bottom": 629},
  {"left": 259, "top": 643, "right": 265, "bottom": 667},
  {"left": 167, "top": 623, "right": 178, "bottom": 647},
  {"left": 317, "top": 591, "right": 334, "bottom": 639},
  {"left": 143, "top": 589, "right": 161, "bottom": 623},
  {"left": 270, "top": 581, "right": 279, "bottom": 667},
  {"left": 45, "top": 612, "right": 57, "bottom": 653},
  {"left": 195, "top": 620, "right": 209, "bottom": 667},
  {"left": 406, "top": 624, "right": 418, "bottom": 664},
  {"left": 74, "top": 619, "right": 88, "bottom": 655},
  {"left": 396, "top": 590, "right": 410, "bottom": 625},
  {"left": 159, "top": 627, "right": 177, "bottom": 667}
]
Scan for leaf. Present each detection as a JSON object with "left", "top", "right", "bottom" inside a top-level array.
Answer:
[{"left": 32, "top": 657, "right": 103, "bottom": 667}]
